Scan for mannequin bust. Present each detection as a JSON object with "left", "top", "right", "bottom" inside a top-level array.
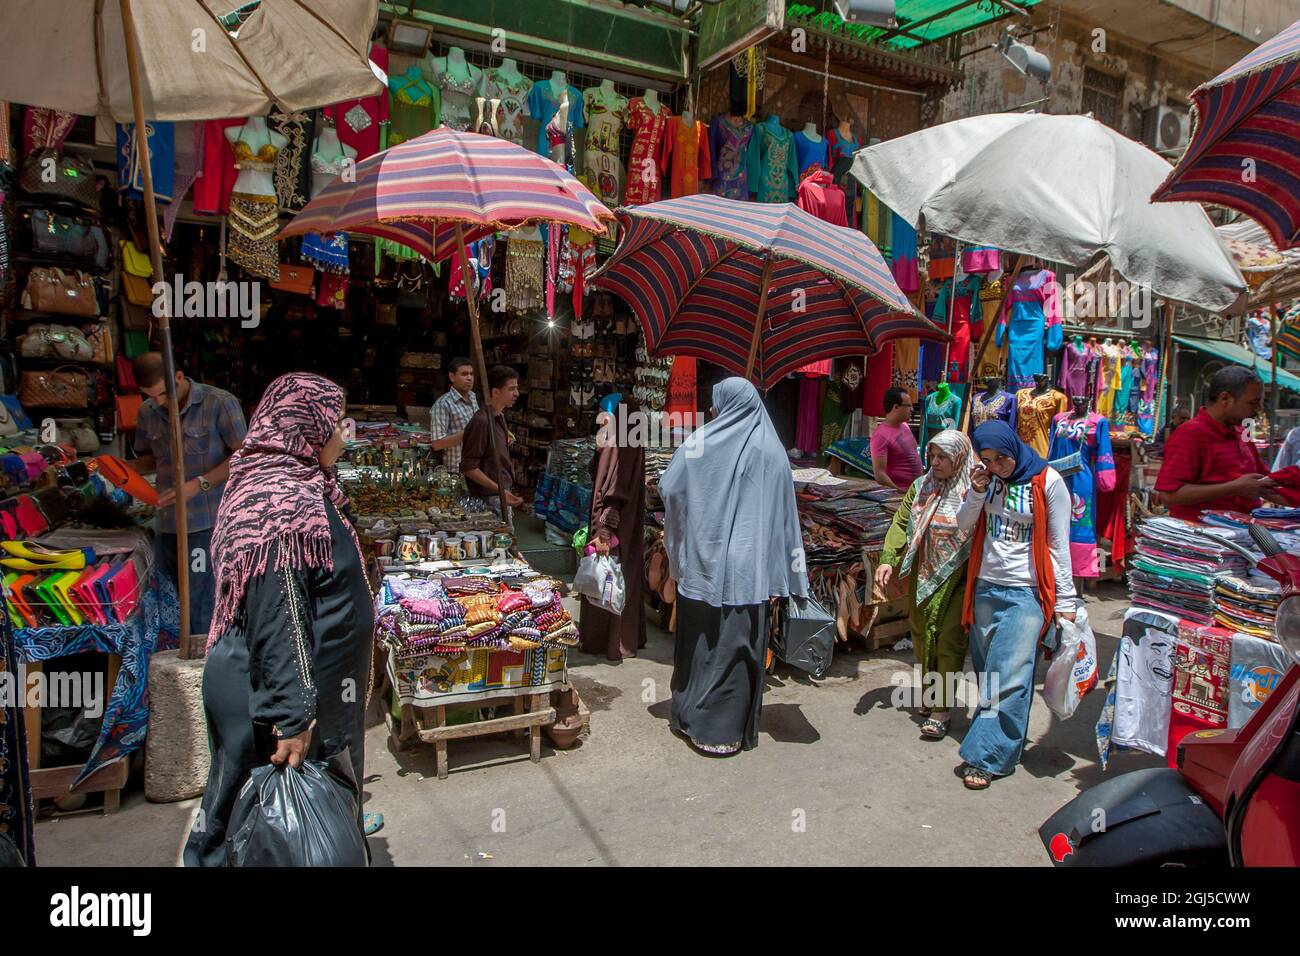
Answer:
[
  {"left": 391, "top": 65, "right": 434, "bottom": 102},
  {"left": 643, "top": 87, "right": 660, "bottom": 112},
  {"left": 227, "top": 116, "right": 288, "bottom": 198},
  {"left": 801, "top": 122, "right": 822, "bottom": 142},
  {"left": 549, "top": 70, "right": 569, "bottom": 99},
  {"left": 1032, "top": 372, "right": 1052, "bottom": 396},
  {"left": 982, "top": 375, "right": 1001, "bottom": 398},
  {"left": 935, "top": 381, "right": 951, "bottom": 405},
  {"left": 311, "top": 124, "right": 357, "bottom": 198},
  {"left": 494, "top": 57, "right": 526, "bottom": 88},
  {"left": 764, "top": 114, "right": 783, "bottom": 130},
  {"left": 1073, "top": 333, "right": 1084, "bottom": 349},
  {"left": 837, "top": 117, "right": 852, "bottom": 139},
  {"left": 682, "top": 106, "right": 694, "bottom": 124},
  {"left": 1069, "top": 394, "right": 1089, "bottom": 418},
  {"left": 586, "top": 78, "right": 626, "bottom": 116},
  {"left": 429, "top": 46, "right": 483, "bottom": 89}
]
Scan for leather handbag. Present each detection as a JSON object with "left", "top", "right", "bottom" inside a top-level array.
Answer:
[
  {"left": 121, "top": 270, "right": 155, "bottom": 308},
  {"left": 53, "top": 417, "right": 100, "bottom": 454},
  {"left": 28, "top": 209, "right": 110, "bottom": 270},
  {"left": 120, "top": 297, "right": 152, "bottom": 332},
  {"left": 84, "top": 322, "right": 115, "bottom": 366},
  {"left": 115, "top": 393, "right": 143, "bottom": 431},
  {"left": 19, "top": 148, "right": 100, "bottom": 208},
  {"left": 20, "top": 268, "right": 100, "bottom": 317},
  {"left": 18, "top": 367, "right": 92, "bottom": 409},
  {"left": 120, "top": 239, "right": 152, "bottom": 277},
  {"left": 270, "top": 263, "right": 315, "bottom": 295},
  {"left": 18, "top": 323, "right": 96, "bottom": 362}
]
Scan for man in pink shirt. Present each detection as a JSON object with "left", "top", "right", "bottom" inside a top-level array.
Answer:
[{"left": 871, "top": 386, "right": 923, "bottom": 490}]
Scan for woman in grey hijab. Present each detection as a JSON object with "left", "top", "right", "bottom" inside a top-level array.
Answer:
[{"left": 660, "top": 377, "right": 809, "bottom": 755}]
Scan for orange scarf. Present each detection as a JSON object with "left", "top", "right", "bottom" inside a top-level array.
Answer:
[{"left": 961, "top": 470, "right": 1057, "bottom": 650}]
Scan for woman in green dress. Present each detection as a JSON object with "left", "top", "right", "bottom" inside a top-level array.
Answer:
[{"left": 874, "top": 429, "right": 976, "bottom": 740}]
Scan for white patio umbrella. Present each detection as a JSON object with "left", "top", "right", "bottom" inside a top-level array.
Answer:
[
  {"left": 0, "top": 0, "right": 383, "bottom": 655},
  {"left": 851, "top": 112, "right": 1247, "bottom": 316},
  {"left": 851, "top": 112, "right": 1247, "bottom": 428}
]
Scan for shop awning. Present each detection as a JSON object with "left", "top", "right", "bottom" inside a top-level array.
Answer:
[
  {"left": 785, "top": 0, "right": 1046, "bottom": 51},
  {"left": 1173, "top": 335, "right": 1300, "bottom": 394}
]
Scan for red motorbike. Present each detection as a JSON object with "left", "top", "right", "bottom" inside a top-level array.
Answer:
[{"left": 1040, "top": 524, "right": 1300, "bottom": 866}]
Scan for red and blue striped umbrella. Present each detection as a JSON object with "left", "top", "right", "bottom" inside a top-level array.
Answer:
[
  {"left": 279, "top": 126, "right": 613, "bottom": 259},
  {"left": 591, "top": 194, "right": 944, "bottom": 390},
  {"left": 1152, "top": 19, "right": 1300, "bottom": 250}
]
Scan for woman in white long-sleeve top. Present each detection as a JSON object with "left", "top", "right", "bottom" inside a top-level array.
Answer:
[{"left": 954, "top": 421, "right": 1077, "bottom": 790}]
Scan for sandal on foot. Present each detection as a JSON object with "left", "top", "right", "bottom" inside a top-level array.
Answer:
[
  {"left": 961, "top": 765, "right": 991, "bottom": 790},
  {"left": 920, "top": 717, "right": 948, "bottom": 740}
]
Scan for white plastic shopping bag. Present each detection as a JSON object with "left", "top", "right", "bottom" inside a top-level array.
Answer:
[
  {"left": 573, "top": 553, "right": 626, "bottom": 615},
  {"left": 1044, "top": 605, "right": 1099, "bottom": 719}
]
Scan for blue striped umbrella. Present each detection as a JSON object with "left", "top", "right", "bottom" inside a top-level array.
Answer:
[
  {"left": 1152, "top": 19, "right": 1300, "bottom": 250},
  {"left": 591, "top": 194, "right": 945, "bottom": 389}
]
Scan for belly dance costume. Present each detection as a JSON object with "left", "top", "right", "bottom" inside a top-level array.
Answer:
[
  {"left": 228, "top": 140, "right": 281, "bottom": 281},
  {"left": 303, "top": 151, "right": 352, "bottom": 308}
]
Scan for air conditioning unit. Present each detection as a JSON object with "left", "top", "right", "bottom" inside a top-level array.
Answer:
[{"left": 1142, "top": 105, "right": 1190, "bottom": 152}]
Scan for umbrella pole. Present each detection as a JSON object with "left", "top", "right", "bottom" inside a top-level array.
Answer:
[
  {"left": 1155, "top": 300, "right": 1175, "bottom": 432},
  {"left": 455, "top": 223, "right": 512, "bottom": 526},
  {"left": 1270, "top": 305, "right": 1280, "bottom": 448},
  {"left": 744, "top": 257, "right": 776, "bottom": 385},
  {"left": 121, "top": 0, "right": 192, "bottom": 656},
  {"left": 960, "top": 253, "right": 1027, "bottom": 431}
]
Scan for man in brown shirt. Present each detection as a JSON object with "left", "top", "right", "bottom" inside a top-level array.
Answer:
[{"left": 460, "top": 365, "right": 523, "bottom": 524}]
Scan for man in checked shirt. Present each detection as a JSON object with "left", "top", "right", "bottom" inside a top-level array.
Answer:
[{"left": 430, "top": 358, "right": 479, "bottom": 474}]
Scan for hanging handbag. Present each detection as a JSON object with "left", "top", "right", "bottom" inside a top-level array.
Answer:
[
  {"left": 120, "top": 296, "right": 152, "bottom": 332},
  {"left": 18, "top": 147, "right": 100, "bottom": 208},
  {"left": 0, "top": 402, "right": 17, "bottom": 438},
  {"left": 20, "top": 268, "right": 100, "bottom": 317},
  {"left": 18, "top": 366, "right": 92, "bottom": 409},
  {"left": 115, "top": 353, "right": 137, "bottom": 390},
  {"left": 18, "top": 323, "right": 96, "bottom": 361},
  {"left": 28, "top": 209, "right": 110, "bottom": 269},
  {"left": 121, "top": 270, "right": 155, "bottom": 308},
  {"left": 53, "top": 417, "right": 100, "bottom": 454},
  {"left": 270, "top": 263, "right": 316, "bottom": 295},
  {"left": 84, "top": 322, "right": 115, "bottom": 366},
  {"left": 120, "top": 239, "right": 152, "bottom": 277},
  {"left": 115, "top": 393, "right": 143, "bottom": 431},
  {"left": 774, "top": 595, "right": 836, "bottom": 679}
]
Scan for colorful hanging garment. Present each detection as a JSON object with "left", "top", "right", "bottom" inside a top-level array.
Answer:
[
  {"left": 1047, "top": 411, "right": 1116, "bottom": 577},
  {"left": 932, "top": 274, "right": 983, "bottom": 383},
  {"left": 997, "top": 268, "right": 1062, "bottom": 391}
]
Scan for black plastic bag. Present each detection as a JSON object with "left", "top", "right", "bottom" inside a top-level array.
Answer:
[
  {"left": 225, "top": 753, "right": 367, "bottom": 867},
  {"left": 773, "top": 595, "right": 836, "bottom": 679}
]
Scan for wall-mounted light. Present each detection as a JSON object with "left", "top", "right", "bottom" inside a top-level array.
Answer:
[
  {"left": 386, "top": 18, "right": 434, "bottom": 56},
  {"left": 832, "top": 0, "right": 896, "bottom": 28},
  {"left": 996, "top": 27, "right": 1051, "bottom": 82}
]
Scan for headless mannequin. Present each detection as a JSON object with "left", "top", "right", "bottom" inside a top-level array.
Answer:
[
  {"left": 494, "top": 57, "right": 526, "bottom": 88},
  {"left": 982, "top": 375, "right": 1001, "bottom": 399},
  {"left": 549, "top": 70, "right": 569, "bottom": 100},
  {"left": 311, "top": 125, "right": 357, "bottom": 198},
  {"left": 1073, "top": 334, "right": 1084, "bottom": 350},
  {"left": 429, "top": 46, "right": 482, "bottom": 89},
  {"left": 1069, "top": 394, "right": 1089, "bottom": 419},
  {"left": 391, "top": 65, "right": 434, "bottom": 102},
  {"left": 837, "top": 117, "right": 852, "bottom": 140},
  {"left": 643, "top": 87, "right": 660, "bottom": 112},
  {"left": 1032, "top": 373, "right": 1052, "bottom": 397},
  {"left": 226, "top": 116, "right": 287, "bottom": 197},
  {"left": 801, "top": 122, "right": 822, "bottom": 142},
  {"left": 935, "top": 381, "right": 952, "bottom": 406}
]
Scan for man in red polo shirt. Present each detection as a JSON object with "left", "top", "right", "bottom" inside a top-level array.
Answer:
[{"left": 1155, "top": 365, "right": 1284, "bottom": 520}]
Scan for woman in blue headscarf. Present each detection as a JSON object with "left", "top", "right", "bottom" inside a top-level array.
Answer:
[
  {"left": 579, "top": 393, "right": 646, "bottom": 660},
  {"left": 954, "top": 421, "right": 1077, "bottom": 790},
  {"left": 659, "top": 377, "right": 808, "bottom": 755}
]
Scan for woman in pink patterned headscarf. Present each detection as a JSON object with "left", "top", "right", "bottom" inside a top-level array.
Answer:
[{"left": 185, "top": 372, "right": 375, "bottom": 867}]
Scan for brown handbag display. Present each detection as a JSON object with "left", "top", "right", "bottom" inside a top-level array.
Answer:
[
  {"left": 270, "top": 264, "right": 315, "bottom": 295},
  {"left": 121, "top": 270, "right": 155, "bottom": 307},
  {"left": 20, "top": 267, "right": 100, "bottom": 317},
  {"left": 120, "top": 297, "right": 152, "bottom": 331},
  {"left": 19, "top": 147, "right": 100, "bottom": 209},
  {"left": 18, "top": 366, "right": 93, "bottom": 409},
  {"left": 84, "top": 322, "right": 115, "bottom": 366}
]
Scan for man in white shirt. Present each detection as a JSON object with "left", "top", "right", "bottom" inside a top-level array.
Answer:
[{"left": 429, "top": 358, "right": 478, "bottom": 474}]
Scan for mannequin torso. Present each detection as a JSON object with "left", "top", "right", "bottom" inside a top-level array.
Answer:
[
  {"left": 425, "top": 47, "right": 483, "bottom": 130},
  {"left": 311, "top": 126, "right": 357, "bottom": 197},
  {"left": 227, "top": 116, "right": 287, "bottom": 197}
]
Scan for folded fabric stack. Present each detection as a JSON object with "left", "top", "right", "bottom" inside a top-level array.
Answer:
[
  {"left": 797, "top": 483, "right": 897, "bottom": 565},
  {"left": 375, "top": 574, "right": 579, "bottom": 659},
  {"left": 1215, "top": 574, "right": 1281, "bottom": 639},
  {"left": 1128, "top": 517, "right": 1250, "bottom": 625}
]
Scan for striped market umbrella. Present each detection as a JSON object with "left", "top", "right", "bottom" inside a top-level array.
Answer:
[
  {"left": 1152, "top": 19, "right": 1300, "bottom": 250},
  {"left": 281, "top": 126, "right": 613, "bottom": 520},
  {"left": 590, "top": 195, "right": 944, "bottom": 390},
  {"left": 280, "top": 126, "right": 613, "bottom": 259}
]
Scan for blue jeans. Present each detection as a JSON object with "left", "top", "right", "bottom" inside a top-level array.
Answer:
[
  {"left": 154, "top": 528, "right": 215, "bottom": 636},
  {"left": 958, "top": 581, "right": 1049, "bottom": 776}
]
